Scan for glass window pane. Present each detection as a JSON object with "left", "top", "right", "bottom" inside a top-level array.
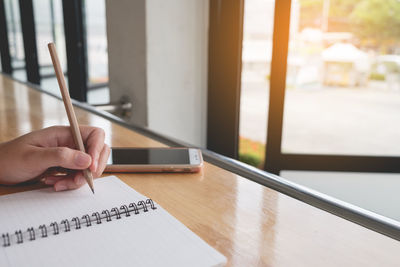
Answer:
[
  {"left": 282, "top": 0, "right": 400, "bottom": 156},
  {"left": 239, "top": 0, "right": 275, "bottom": 168},
  {"left": 4, "top": 0, "right": 26, "bottom": 81},
  {"left": 85, "top": 0, "right": 108, "bottom": 85},
  {"left": 33, "top": 0, "right": 65, "bottom": 97},
  {"left": 33, "top": 0, "right": 66, "bottom": 69},
  {"left": 85, "top": 0, "right": 109, "bottom": 105}
]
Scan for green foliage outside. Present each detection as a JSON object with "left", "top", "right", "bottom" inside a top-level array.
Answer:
[
  {"left": 238, "top": 153, "right": 262, "bottom": 168},
  {"left": 369, "top": 72, "right": 385, "bottom": 81},
  {"left": 350, "top": 0, "right": 400, "bottom": 43},
  {"left": 299, "top": 0, "right": 400, "bottom": 45},
  {"left": 238, "top": 137, "right": 265, "bottom": 169}
]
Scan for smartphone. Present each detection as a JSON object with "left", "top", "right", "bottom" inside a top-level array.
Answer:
[{"left": 105, "top": 147, "right": 203, "bottom": 173}]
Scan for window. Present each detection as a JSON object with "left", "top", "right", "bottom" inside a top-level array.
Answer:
[
  {"left": 33, "top": 0, "right": 66, "bottom": 96},
  {"left": 85, "top": 0, "right": 109, "bottom": 105},
  {"left": 238, "top": 0, "right": 275, "bottom": 168},
  {"left": 282, "top": 0, "right": 400, "bottom": 156},
  {"left": 4, "top": 0, "right": 25, "bottom": 80}
]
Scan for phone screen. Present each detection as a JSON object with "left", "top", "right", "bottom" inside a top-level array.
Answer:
[{"left": 108, "top": 148, "right": 190, "bottom": 165}]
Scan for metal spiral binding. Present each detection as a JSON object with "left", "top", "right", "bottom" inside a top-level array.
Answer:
[
  {"left": 120, "top": 205, "right": 130, "bottom": 217},
  {"left": 92, "top": 212, "right": 102, "bottom": 224},
  {"left": 27, "top": 227, "right": 35, "bottom": 241},
  {"left": 129, "top": 202, "right": 139, "bottom": 214},
  {"left": 138, "top": 201, "right": 148, "bottom": 212},
  {"left": 61, "top": 220, "right": 71, "bottom": 232},
  {"left": 111, "top": 207, "right": 121, "bottom": 219},
  {"left": 1, "top": 198, "right": 156, "bottom": 247},
  {"left": 2, "top": 234, "right": 10, "bottom": 247},
  {"left": 50, "top": 222, "right": 59, "bottom": 235},
  {"left": 15, "top": 230, "right": 23, "bottom": 244},
  {"left": 146, "top": 199, "right": 157, "bottom": 210},
  {"left": 102, "top": 210, "right": 112, "bottom": 222},
  {"left": 39, "top": 224, "right": 47, "bottom": 237},
  {"left": 72, "top": 217, "right": 81, "bottom": 229},
  {"left": 82, "top": 214, "right": 92, "bottom": 227}
]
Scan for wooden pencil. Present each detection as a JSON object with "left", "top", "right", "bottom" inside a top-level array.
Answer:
[{"left": 47, "top": 42, "right": 95, "bottom": 194}]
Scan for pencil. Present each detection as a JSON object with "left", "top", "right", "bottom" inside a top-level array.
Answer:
[{"left": 47, "top": 42, "right": 95, "bottom": 194}]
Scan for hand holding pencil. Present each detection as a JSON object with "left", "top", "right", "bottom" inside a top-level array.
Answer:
[
  {"left": 0, "top": 126, "right": 110, "bottom": 191},
  {"left": 0, "top": 45, "right": 109, "bottom": 190},
  {"left": 47, "top": 42, "right": 109, "bottom": 193}
]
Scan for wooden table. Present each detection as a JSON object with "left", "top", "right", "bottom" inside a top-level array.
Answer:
[{"left": 0, "top": 74, "right": 399, "bottom": 266}]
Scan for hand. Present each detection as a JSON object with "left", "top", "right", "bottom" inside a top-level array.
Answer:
[{"left": 0, "top": 126, "right": 110, "bottom": 191}]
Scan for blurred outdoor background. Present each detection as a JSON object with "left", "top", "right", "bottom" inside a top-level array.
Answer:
[
  {"left": 239, "top": 0, "right": 400, "bottom": 168},
  {"left": 3, "top": 0, "right": 109, "bottom": 104}
]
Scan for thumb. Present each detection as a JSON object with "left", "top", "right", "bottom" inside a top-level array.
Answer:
[{"left": 33, "top": 147, "right": 92, "bottom": 170}]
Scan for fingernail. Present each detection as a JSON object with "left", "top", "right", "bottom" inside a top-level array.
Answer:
[
  {"left": 55, "top": 183, "right": 68, "bottom": 192},
  {"left": 74, "top": 152, "right": 91, "bottom": 168}
]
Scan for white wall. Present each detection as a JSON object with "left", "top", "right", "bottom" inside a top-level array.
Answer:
[
  {"left": 106, "top": 0, "right": 209, "bottom": 147},
  {"left": 281, "top": 171, "right": 400, "bottom": 221},
  {"left": 146, "top": 0, "right": 209, "bottom": 147},
  {"left": 106, "top": 0, "right": 148, "bottom": 126}
]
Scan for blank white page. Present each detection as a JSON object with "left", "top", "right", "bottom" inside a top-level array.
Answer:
[{"left": 0, "top": 176, "right": 226, "bottom": 267}]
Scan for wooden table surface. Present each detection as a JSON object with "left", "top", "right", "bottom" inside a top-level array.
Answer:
[{"left": 0, "top": 75, "right": 399, "bottom": 266}]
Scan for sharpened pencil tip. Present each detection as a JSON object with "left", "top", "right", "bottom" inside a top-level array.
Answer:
[{"left": 91, "top": 187, "right": 95, "bottom": 194}]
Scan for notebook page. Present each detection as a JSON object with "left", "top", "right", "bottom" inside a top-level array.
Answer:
[{"left": 0, "top": 176, "right": 226, "bottom": 267}]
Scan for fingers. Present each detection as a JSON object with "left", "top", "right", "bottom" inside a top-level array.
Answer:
[
  {"left": 81, "top": 127, "right": 105, "bottom": 172},
  {"left": 54, "top": 173, "right": 86, "bottom": 191},
  {"left": 44, "top": 150, "right": 110, "bottom": 193},
  {"left": 24, "top": 125, "right": 106, "bottom": 148},
  {"left": 44, "top": 143, "right": 109, "bottom": 191},
  {"left": 45, "top": 145, "right": 110, "bottom": 192},
  {"left": 93, "top": 144, "right": 110, "bottom": 177},
  {"left": 27, "top": 126, "right": 107, "bottom": 172},
  {"left": 43, "top": 172, "right": 86, "bottom": 191},
  {"left": 31, "top": 125, "right": 110, "bottom": 192},
  {"left": 44, "top": 175, "right": 68, "bottom": 186},
  {"left": 33, "top": 146, "right": 92, "bottom": 171}
]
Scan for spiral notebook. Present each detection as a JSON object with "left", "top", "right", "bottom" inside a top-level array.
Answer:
[{"left": 0, "top": 176, "right": 226, "bottom": 267}]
